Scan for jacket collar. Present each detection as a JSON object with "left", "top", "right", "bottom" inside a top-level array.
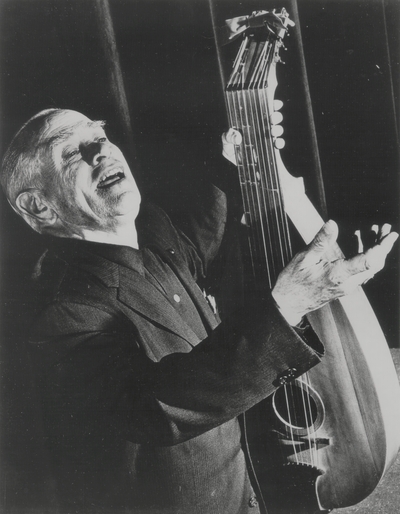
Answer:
[
  {"left": 44, "top": 202, "right": 219, "bottom": 341},
  {"left": 48, "top": 238, "right": 121, "bottom": 288}
]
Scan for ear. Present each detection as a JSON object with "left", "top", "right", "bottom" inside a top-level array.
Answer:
[{"left": 15, "top": 190, "right": 58, "bottom": 233}]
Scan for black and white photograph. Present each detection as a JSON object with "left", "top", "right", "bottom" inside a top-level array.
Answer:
[{"left": 1, "top": 1, "right": 399, "bottom": 513}]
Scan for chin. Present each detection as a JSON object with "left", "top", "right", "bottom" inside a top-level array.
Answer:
[{"left": 114, "top": 189, "right": 141, "bottom": 219}]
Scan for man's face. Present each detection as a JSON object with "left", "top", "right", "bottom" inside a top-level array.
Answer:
[{"left": 40, "top": 110, "right": 141, "bottom": 233}]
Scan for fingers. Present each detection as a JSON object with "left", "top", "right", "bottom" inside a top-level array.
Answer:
[
  {"left": 343, "top": 240, "right": 391, "bottom": 277},
  {"left": 353, "top": 224, "right": 397, "bottom": 259},
  {"left": 376, "top": 230, "right": 398, "bottom": 254},
  {"left": 353, "top": 224, "right": 394, "bottom": 253},
  {"left": 365, "top": 225, "right": 378, "bottom": 249},
  {"left": 222, "top": 129, "right": 242, "bottom": 166},
  {"left": 354, "top": 230, "right": 363, "bottom": 253},
  {"left": 336, "top": 229, "right": 398, "bottom": 287},
  {"left": 354, "top": 225, "right": 378, "bottom": 253},
  {"left": 222, "top": 128, "right": 242, "bottom": 146},
  {"left": 371, "top": 224, "right": 379, "bottom": 236},
  {"left": 275, "top": 220, "right": 397, "bottom": 317},
  {"left": 380, "top": 223, "right": 392, "bottom": 240}
]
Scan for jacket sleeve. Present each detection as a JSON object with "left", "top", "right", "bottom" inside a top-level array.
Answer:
[
  {"left": 30, "top": 291, "right": 323, "bottom": 447},
  {"left": 137, "top": 185, "right": 228, "bottom": 282},
  {"left": 173, "top": 184, "right": 228, "bottom": 275}
]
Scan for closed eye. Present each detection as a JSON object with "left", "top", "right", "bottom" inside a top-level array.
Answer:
[
  {"left": 65, "top": 149, "right": 80, "bottom": 160},
  {"left": 61, "top": 146, "right": 81, "bottom": 164}
]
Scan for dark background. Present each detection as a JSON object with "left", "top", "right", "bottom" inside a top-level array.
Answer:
[{"left": 0, "top": 0, "right": 399, "bottom": 511}]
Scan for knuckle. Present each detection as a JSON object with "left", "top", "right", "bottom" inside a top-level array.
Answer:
[
  {"left": 328, "top": 261, "right": 346, "bottom": 286},
  {"left": 328, "top": 272, "right": 342, "bottom": 287}
]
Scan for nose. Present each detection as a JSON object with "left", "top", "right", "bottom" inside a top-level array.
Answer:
[{"left": 80, "top": 140, "right": 110, "bottom": 166}]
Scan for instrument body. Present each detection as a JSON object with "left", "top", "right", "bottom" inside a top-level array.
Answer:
[{"left": 224, "top": 9, "right": 400, "bottom": 511}]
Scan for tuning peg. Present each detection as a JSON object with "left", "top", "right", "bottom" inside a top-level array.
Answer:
[
  {"left": 274, "top": 138, "right": 285, "bottom": 149},
  {"left": 273, "top": 100, "right": 283, "bottom": 111},
  {"left": 271, "top": 125, "right": 284, "bottom": 137},
  {"left": 270, "top": 112, "right": 283, "bottom": 125}
]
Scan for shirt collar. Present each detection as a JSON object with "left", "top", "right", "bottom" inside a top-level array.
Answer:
[{"left": 47, "top": 237, "right": 145, "bottom": 276}]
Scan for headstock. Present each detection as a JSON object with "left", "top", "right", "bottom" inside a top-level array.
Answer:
[{"left": 226, "top": 8, "right": 294, "bottom": 91}]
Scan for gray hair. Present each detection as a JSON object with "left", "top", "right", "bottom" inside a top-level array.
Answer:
[{"left": 1, "top": 108, "right": 63, "bottom": 210}]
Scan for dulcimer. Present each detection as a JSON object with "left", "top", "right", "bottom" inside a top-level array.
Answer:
[{"left": 223, "top": 8, "right": 400, "bottom": 512}]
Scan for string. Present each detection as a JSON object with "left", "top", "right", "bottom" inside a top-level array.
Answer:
[
  {"left": 249, "top": 41, "right": 285, "bottom": 281},
  {"left": 253, "top": 38, "right": 304, "bottom": 463},
  {"left": 254, "top": 45, "right": 306, "bottom": 465},
  {"left": 264, "top": 38, "right": 320, "bottom": 467},
  {"left": 253, "top": 41, "right": 319, "bottom": 465},
  {"left": 256, "top": 53, "right": 292, "bottom": 271},
  {"left": 226, "top": 38, "right": 272, "bottom": 284},
  {"left": 241, "top": 70, "right": 275, "bottom": 285}
]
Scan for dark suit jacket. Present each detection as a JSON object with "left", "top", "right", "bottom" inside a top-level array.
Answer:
[{"left": 29, "top": 186, "right": 322, "bottom": 514}]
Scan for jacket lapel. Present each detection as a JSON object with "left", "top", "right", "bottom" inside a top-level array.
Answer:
[
  {"left": 137, "top": 204, "right": 220, "bottom": 332},
  {"left": 117, "top": 266, "right": 201, "bottom": 345},
  {"left": 160, "top": 250, "right": 221, "bottom": 331},
  {"left": 54, "top": 240, "right": 201, "bottom": 345},
  {"left": 55, "top": 201, "right": 220, "bottom": 345}
]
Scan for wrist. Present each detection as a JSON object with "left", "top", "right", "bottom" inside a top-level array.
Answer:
[{"left": 271, "top": 290, "right": 303, "bottom": 326}]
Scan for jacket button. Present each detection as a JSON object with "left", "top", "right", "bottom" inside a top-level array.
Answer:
[
  {"left": 249, "top": 496, "right": 258, "bottom": 508},
  {"left": 167, "top": 248, "right": 175, "bottom": 254},
  {"left": 173, "top": 294, "right": 181, "bottom": 303}
]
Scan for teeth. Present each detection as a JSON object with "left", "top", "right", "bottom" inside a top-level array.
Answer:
[{"left": 98, "top": 168, "right": 124, "bottom": 187}]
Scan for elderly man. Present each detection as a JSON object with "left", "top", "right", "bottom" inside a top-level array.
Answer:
[{"left": 1, "top": 108, "right": 397, "bottom": 514}]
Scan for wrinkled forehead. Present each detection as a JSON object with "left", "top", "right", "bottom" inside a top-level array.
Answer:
[{"left": 39, "top": 110, "right": 104, "bottom": 147}]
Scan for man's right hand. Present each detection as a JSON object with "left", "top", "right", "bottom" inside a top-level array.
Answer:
[
  {"left": 272, "top": 220, "right": 398, "bottom": 325},
  {"left": 222, "top": 128, "right": 242, "bottom": 165}
]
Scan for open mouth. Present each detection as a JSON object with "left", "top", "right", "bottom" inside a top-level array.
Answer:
[{"left": 97, "top": 168, "right": 125, "bottom": 189}]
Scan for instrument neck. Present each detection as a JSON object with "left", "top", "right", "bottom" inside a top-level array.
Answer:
[{"left": 226, "top": 76, "right": 292, "bottom": 287}]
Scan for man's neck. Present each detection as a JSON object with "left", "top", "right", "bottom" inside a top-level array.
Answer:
[{"left": 73, "top": 221, "right": 139, "bottom": 249}]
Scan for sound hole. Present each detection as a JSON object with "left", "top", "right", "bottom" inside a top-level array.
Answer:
[{"left": 272, "top": 381, "right": 324, "bottom": 436}]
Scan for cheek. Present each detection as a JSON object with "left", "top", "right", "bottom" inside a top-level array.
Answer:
[
  {"left": 110, "top": 143, "right": 124, "bottom": 158},
  {"left": 63, "top": 162, "right": 91, "bottom": 199},
  {"left": 111, "top": 144, "right": 132, "bottom": 171},
  {"left": 53, "top": 166, "right": 86, "bottom": 211},
  {"left": 74, "top": 169, "right": 90, "bottom": 194}
]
